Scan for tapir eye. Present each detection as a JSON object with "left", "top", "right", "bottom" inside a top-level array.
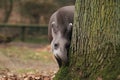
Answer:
[{"left": 65, "top": 42, "right": 70, "bottom": 49}]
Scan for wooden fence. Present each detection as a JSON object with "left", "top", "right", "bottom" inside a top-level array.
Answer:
[{"left": 0, "top": 24, "right": 48, "bottom": 42}]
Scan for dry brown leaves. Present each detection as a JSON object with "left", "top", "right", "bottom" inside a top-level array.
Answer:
[{"left": 0, "top": 70, "right": 56, "bottom": 80}]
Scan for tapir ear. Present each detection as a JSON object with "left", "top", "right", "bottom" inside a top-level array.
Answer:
[
  {"left": 67, "top": 23, "right": 73, "bottom": 31},
  {"left": 52, "top": 21, "right": 55, "bottom": 26},
  {"left": 51, "top": 21, "right": 58, "bottom": 33},
  {"left": 51, "top": 21, "right": 55, "bottom": 29}
]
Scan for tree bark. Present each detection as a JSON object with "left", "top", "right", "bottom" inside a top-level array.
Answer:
[{"left": 54, "top": 0, "right": 120, "bottom": 80}]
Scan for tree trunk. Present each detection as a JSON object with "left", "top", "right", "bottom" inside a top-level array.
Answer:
[
  {"left": 3, "top": 0, "right": 13, "bottom": 23},
  {"left": 54, "top": 0, "right": 120, "bottom": 80}
]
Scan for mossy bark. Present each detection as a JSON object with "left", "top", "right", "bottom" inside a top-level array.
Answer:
[{"left": 54, "top": 0, "right": 120, "bottom": 80}]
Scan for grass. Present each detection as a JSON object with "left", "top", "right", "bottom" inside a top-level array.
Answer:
[
  {"left": 16, "top": 68, "right": 37, "bottom": 74},
  {"left": 25, "top": 36, "right": 49, "bottom": 44},
  {"left": 0, "top": 46, "right": 51, "bottom": 62},
  {"left": 0, "top": 42, "right": 57, "bottom": 74}
]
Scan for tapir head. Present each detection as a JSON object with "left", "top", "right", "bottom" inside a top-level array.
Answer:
[
  {"left": 51, "top": 21, "right": 73, "bottom": 64},
  {"left": 48, "top": 5, "right": 74, "bottom": 67}
]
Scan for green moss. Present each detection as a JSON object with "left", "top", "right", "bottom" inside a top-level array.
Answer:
[
  {"left": 100, "top": 45, "right": 120, "bottom": 80},
  {"left": 54, "top": 66, "right": 71, "bottom": 80}
]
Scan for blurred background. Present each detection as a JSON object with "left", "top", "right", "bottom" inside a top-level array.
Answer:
[{"left": 0, "top": 0, "right": 75, "bottom": 75}]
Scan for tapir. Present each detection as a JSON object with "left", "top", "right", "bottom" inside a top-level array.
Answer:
[{"left": 48, "top": 6, "right": 75, "bottom": 67}]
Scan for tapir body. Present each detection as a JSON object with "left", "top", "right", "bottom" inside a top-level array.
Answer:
[{"left": 48, "top": 6, "right": 74, "bottom": 67}]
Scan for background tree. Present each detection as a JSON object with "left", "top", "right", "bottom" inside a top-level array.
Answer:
[
  {"left": 18, "top": 0, "right": 75, "bottom": 24},
  {"left": 0, "top": 0, "right": 13, "bottom": 23},
  {"left": 55, "top": 0, "right": 75, "bottom": 6},
  {"left": 0, "top": 0, "right": 75, "bottom": 43},
  {"left": 54, "top": 0, "right": 120, "bottom": 80},
  {"left": 19, "top": 0, "right": 57, "bottom": 24}
]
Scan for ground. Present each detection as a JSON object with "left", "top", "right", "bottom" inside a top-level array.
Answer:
[{"left": 0, "top": 42, "right": 58, "bottom": 80}]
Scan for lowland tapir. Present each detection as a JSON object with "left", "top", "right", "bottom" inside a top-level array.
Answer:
[{"left": 48, "top": 6, "right": 75, "bottom": 67}]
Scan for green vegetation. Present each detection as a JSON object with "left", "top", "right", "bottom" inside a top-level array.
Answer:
[
  {"left": 0, "top": 45, "right": 50, "bottom": 61},
  {"left": 0, "top": 41, "right": 55, "bottom": 73}
]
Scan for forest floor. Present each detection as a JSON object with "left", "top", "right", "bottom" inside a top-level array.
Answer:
[{"left": 0, "top": 42, "right": 58, "bottom": 80}]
